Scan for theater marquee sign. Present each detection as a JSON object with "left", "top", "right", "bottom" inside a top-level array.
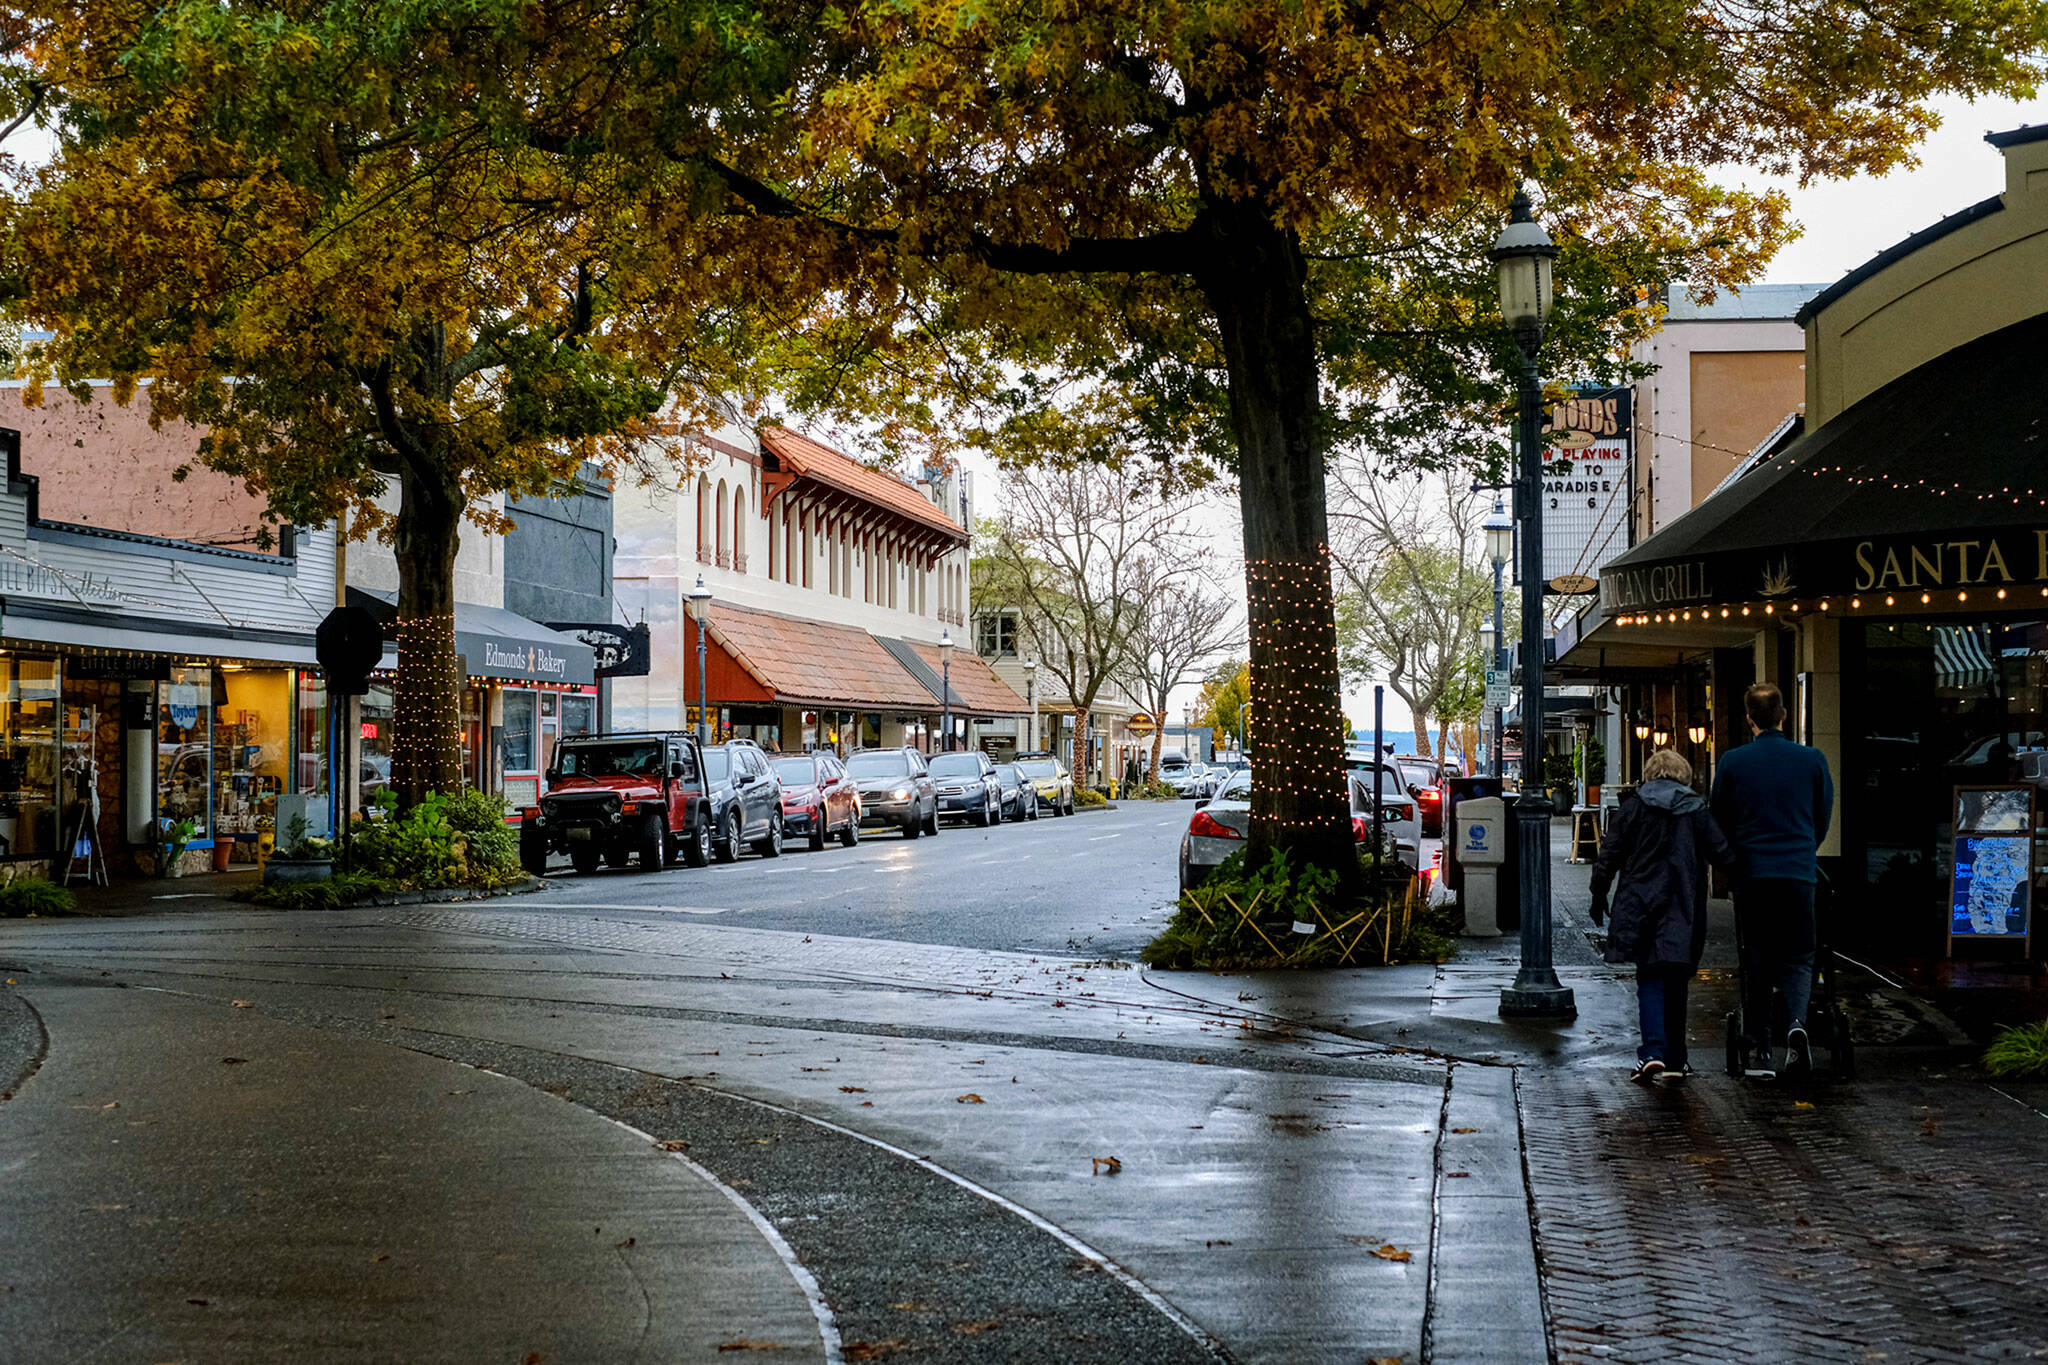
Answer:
[{"left": 1600, "top": 527, "right": 2048, "bottom": 617}]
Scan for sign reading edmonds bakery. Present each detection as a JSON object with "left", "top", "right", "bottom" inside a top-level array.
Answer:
[
  {"left": 1602, "top": 528, "right": 2048, "bottom": 616},
  {"left": 461, "top": 629, "right": 594, "bottom": 686}
]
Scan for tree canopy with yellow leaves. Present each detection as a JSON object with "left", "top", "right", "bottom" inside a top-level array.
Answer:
[{"left": 7, "top": 0, "right": 2042, "bottom": 860}]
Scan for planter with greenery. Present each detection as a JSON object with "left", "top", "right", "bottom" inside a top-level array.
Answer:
[
  {"left": 263, "top": 814, "right": 334, "bottom": 886},
  {"left": 1144, "top": 850, "right": 1457, "bottom": 971},
  {"left": 155, "top": 816, "right": 198, "bottom": 878}
]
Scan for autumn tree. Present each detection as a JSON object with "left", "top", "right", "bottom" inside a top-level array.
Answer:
[
  {"left": 0, "top": 0, "right": 798, "bottom": 805},
  {"left": 517, "top": 0, "right": 2041, "bottom": 881},
  {"left": 1197, "top": 660, "right": 1252, "bottom": 751},
  {"left": 980, "top": 462, "right": 1200, "bottom": 781},
  {"left": 1331, "top": 475, "right": 1496, "bottom": 766},
  {"left": 1118, "top": 569, "right": 1239, "bottom": 781}
]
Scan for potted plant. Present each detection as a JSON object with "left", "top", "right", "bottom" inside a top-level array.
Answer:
[
  {"left": 157, "top": 816, "right": 197, "bottom": 878},
  {"left": 211, "top": 835, "right": 235, "bottom": 873},
  {"left": 262, "top": 813, "right": 334, "bottom": 886}
]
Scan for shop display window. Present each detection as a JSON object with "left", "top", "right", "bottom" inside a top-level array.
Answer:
[
  {"left": 560, "top": 693, "right": 595, "bottom": 739},
  {"left": 156, "top": 666, "right": 212, "bottom": 840},
  {"left": 0, "top": 657, "right": 61, "bottom": 858},
  {"left": 213, "top": 668, "right": 289, "bottom": 846},
  {"left": 461, "top": 685, "right": 483, "bottom": 788},
  {"left": 501, "top": 690, "right": 537, "bottom": 773},
  {"left": 296, "top": 673, "right": 328, "bottom": 795},
  {"left": 360, "top": 683, "right": 395, "bottom": 809}
]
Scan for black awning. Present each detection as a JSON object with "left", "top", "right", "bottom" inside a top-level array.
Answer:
[
  {"left": 1597, "top": 312, "right": 2048, "bottom": 619},
  {"left": 874, "top": 635, "right": 964, "bottom": 708},
  {"left": 349, "top": 587, "right": 595, "bottom": 686}
]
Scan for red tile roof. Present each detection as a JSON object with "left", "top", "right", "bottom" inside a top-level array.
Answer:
[{"left": 759, "top": 427, "right": 967, "bottom": 545}]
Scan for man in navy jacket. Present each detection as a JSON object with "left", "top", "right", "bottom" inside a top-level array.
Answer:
[{"left": 1710, "top": 682, "right": 1835, "bottom": 1078}]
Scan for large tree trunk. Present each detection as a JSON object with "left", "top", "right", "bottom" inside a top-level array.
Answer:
[
  {"left": 392, "top": 455, "right": 468, "bottom": 808},
  {"left": 1198, "top": 204, "right": 1353, "bottom": 884}
]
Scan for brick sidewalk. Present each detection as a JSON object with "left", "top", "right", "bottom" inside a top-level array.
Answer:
[{"left": 1527, "top": 842, "right": 2048, "bottom": 1364}]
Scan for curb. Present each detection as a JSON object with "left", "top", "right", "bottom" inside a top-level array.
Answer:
[{"left": 1075, "top": 801, "right": 1120, "bottom": 813}]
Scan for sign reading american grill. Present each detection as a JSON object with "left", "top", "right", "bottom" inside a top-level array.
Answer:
[{"left": 1601, "top": 528, "right": 2048, "bottom": 616}]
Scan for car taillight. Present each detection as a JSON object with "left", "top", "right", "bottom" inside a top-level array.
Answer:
[
  {"left": 1190, "top": 810, "right": 1242, "bottom": 840},
  {"left": 1391, "top": 803, "right": 1413, "bottom": 823},
  {"left": 1419, "top": 789, "right": 1442, "bottom": 806},
  {"left": 1351, "top": 816, "right": 1367, "bottom": 843}
]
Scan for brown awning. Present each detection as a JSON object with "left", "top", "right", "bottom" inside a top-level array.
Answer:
[
  {"left": 758, "top": 426, "right": 968, "bottom": 562},
  {"left": 700, "top": 605, "right": 936, "bottom": 711},
  {"left": 905, "top": 641, "right": 1029, "bottom": 715}
]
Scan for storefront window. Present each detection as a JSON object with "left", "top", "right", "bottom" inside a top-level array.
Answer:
[
  {"left": 213, "top": 668, "right": 289, "bottom": 849},
  {"left": 156, "top": 666, "right": 212, "bottom": 841},
  {"left": 501, "top": 689, "right": 537, "bottom": 774},
  {"left": 296, "top": 673, "right": 328, "bottom": 795},
  {"left": 461, "top": 685, "right": 484, "bottom": 787},
  {"left": 560, "top": 693, "right": 595, "bottom": 739},
  {"left": 360, "top": 683, "right": 394, "bottom": 810},
  {"left": 0, "top": 658, "right": 61, "bottom": 858}
]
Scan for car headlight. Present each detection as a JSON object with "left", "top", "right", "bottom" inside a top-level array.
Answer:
[{"left": 888, "top": 786, "right": 912, "bottom": 801}]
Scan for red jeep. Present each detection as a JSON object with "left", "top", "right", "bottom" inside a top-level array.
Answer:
[{"left": 520, "top": 732, "right": 712, "bottom": 875}]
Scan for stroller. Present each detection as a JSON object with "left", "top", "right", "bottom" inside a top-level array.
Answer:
[{"left": 1723, "top": 869, "right": 1856, "bottom": 1079}]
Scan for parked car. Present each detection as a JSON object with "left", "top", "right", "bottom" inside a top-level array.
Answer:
[
  {"left": 846, "top": 746, "right": 940, "bottom": 838},
  {"left": 1159, "top": 754, "right": 1214, "bottom": 798},
  {"left": 523, "top": 731, "right": 708, "bottom": 875},
  {"left": 993, "top": 763, "right": 1040, "bottom": 822},
  {"left": 928, "top": 750, "right": 1002, "bottom": 826},
  {"left": 701, "top": 739, "right": 786, "bottom": 861},
  {"left": 1014, "top": 753, "right": 1075, "bottom": 816},
  {"left": 1178, "top": 767, "right": 1419, "bottom": 892},
  {"left": 1395, "top": 755, "right": 1450, "bottom": 838},
  {"left": 1345, "top": 755, "right": 1422, "bottom": 870},
  {"left": 770, "top": 752, "right": 861, "bottom": 850}
]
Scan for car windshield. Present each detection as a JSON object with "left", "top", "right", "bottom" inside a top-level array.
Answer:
[
  {"left": 1016, "top": 759, "right": 1058, "bottom": 779},
  {"left": 846, "top": 751, "right": 911, "bottom": 778},
  {"left": 771, "top": 757, "right": 817, "bottom": 785},
  {"left": 1219, "top": 771, "right": 1252, "bottom": 799},
  {"left": 558, "top": 741, "right": 666, "bottom": 778},
  {"left": 1398, "top": 762, "right": 1435, "bottom": 789},
  {"left": 927, "top": 754, "right": 982, "bottom": 778},
  {"left": 702, "top": 749, "right": 731, "bottom": 782},
  {"left": 1344, "top": 758, "right": 1407, "bottom": 799},
  {"left": 1161, "top": 756, "right": 1188, "bottom": 770}
]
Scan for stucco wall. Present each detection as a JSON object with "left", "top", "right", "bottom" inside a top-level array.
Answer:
[
  {"left": 1806, "top": 137, "right": 2048, "bottom": 427},
  {"left": 1687, "top": 350, "right": 1808, "bottom": 506},
  {"left": 0, "top": 382, "right": 281, "bottom": 552}
]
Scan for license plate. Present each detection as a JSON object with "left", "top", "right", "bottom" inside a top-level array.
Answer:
[{"left": 566, "top": 827, "right": 593, "bottom": 841}]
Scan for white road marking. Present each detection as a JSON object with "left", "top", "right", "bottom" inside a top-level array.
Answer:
[
  {"left": 1088, "top": 833, "right": 1122, "bottom": 842},
  {"left": 520, "top": 902, "right": 733, "bottom": 915}
]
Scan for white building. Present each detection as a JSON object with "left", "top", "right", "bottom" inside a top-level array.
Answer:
[{"left": 610, "top": 423, "right": 1025, "bottom": 752}]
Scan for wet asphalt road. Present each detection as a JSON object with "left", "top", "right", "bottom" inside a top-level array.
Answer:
[{"left": 523, "top": 800, "right": 1194, "bottom": 956}]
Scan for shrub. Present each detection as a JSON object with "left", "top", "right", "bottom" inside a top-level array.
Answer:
[
  {"left": 1133, "top": 780, "right": 1179, "bottom": 801},
  {"left": 346, "top": 789, "right": 521, "bottom": 892},
  {"left": 1076, "top": 788, "right": 1108, "bottom": 808},
  {"left": 0, "top": 876, "right": 76, "bottom": 918},
  {"left": 1143, "top": 849, "right": 1453, "bottom": 970},
  {"left": 240, "top": 870, "right": 383, "bottom": 911},
  {"left": 1983, "top": 1020, "right": 2048, "bottom": 1078}
]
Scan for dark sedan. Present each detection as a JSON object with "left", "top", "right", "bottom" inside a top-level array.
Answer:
[
  {"left": 928, "top": 750, "right": 1002, "bottom": 826},
  {"left": 993, "top": 763, "right": 1039, "bottom": 822},
  {"left": 771, "top": 752, "right": 861, "bottom": 850}
]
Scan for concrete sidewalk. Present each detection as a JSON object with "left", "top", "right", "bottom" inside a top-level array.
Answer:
[{"left": 0, "top": 978, "right": 830, "bottom": 1363}]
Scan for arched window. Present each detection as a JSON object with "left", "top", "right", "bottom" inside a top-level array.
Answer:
[
  {"left": 783, "top": 509, "right": 796, "bottom": 584},
  {"left": 715, "top": 479, "right": 729, "bottom": 565},
  {"left": 766, "top": 504, "right": 780, "bottom": 581},
  {"left": 918, "top": 559, "right": 928, "bottom": 616},
  {"left": 800, "top": 512, "right": 812, "bottom": 589},
  {"left": 696, "top": 477, "right": 711, "bottom": 562},
  {"left": 827, "top": 520, "right": 839, "bottom": 595},
  {"left": 732, "top": 486, "right": 747, "bottom": 573}
]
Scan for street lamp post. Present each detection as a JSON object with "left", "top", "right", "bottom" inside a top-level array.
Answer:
[
  {"left": 1483, "top": 495, "right": 1513, "bottom": 780},
  {"left": 938, "top": 629, "right": 955, "bottom": 752},
  {"left": 1493, "top": 186, "right": 1576, "bottom": 1022},
  {"left": 1024, "top": 654, "right": 1038, "bottom": 752},
  {"left": 686, "top": 575, "right": 713, "bottom": 747}
]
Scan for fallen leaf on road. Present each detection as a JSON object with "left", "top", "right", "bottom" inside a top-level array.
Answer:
[
  {"left": 887, "top": 1302, "right": 928, "bottom": 1311},
  {"left": 1368, "top": 1244, "right": 1412, "bottom": 1262},
  {"left": 842, "top": 1340, "right": 909, "bottom": 1360},
  {"left": 1794, "top": 1100, "right": 1817, "bottom": 1110},
  {"left": 1091, "top": 1156, "right": 1122, "bottom": 1175},
  {"left": 860, "top": 1101, "right": 873, "bottom": 1107},
  {"left": 1371, "top": 1357, "right": 1405, "bottom": 1364},
  {"left": 101, "top": 1101, "right": 118, "bottom": 1110},
  {"left": 839, "top": 1086, "right": 867, "bottom": 1094},
  {"left": 188, "top": 1298, "right": 209, "bottom": 1307},
  {"left": 1205, "top": 1239, "right": 1232, "bottom": 1248},
  {"left": 222, "top": 1058, "right": 248, "bottom": 1066},
  {"left": 1680, "top": 1154, "right": 1723, "bottom": 1165},
  {"left": 716, "top": 1342, "right": 787, "bottom": 1352},
  {"left": 616, "top": 1237, "right": 635, "bottom": 1249},
  {"left": 5, "top": 979, "right": 15, "bottom": 985},
  {"left": 232, "top": 1000, "right": 254, "bottom": 1008},
  {"left": 1445, "top": 1172, "right": 1470, "bottom": 1178},
  {"left": 1450, "top": 1127, "right": 1479, "bottom": 1134},
  {"left": 956, "top": 1093, "right": 985, "bottom": 1104},
  {"left": 373, "top": 1254, "right": 389, "bottom": 1263},
  {"left": 952, "top": 1321, "right": 1000, "bottom": 1335},
  {"left": 655, "top": 1139, "right": 691, "bottom": 1152}
]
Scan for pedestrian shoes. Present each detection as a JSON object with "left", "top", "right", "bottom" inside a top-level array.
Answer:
[{"left": 1631, "top": 1059, "right": 1666, "bottom": 1083}]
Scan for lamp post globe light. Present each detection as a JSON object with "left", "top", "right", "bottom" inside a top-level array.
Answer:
[
  {"left": 1024, "top": 654, "right": 1038, "bottom": 752},
  {"left": 1492, "top": 185, "right": 1576, "bottom": 1022},
  {"left": 1482, "top": 494, "right": 1513, "bottom": 779},
  {"left": 937, "top": 628, "right": 955, "bottom": 752},
  {"left": 686, "top": 575, "right": 713, "bottom": 747}
]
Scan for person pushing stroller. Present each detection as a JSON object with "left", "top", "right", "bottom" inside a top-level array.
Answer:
[{"left": 1590, "top": 748, "right": 1733, "bottom": 1082}]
